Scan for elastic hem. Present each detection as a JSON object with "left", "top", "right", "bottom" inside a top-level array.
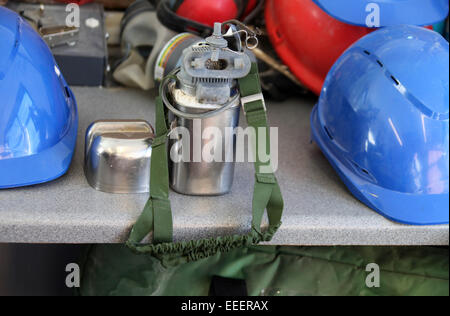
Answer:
[{"left": 126, "top": 223, "right": 282, "bottom": 264}]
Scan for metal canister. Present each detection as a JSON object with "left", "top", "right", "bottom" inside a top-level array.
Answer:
[
  {"left": 160, "top": 23, "right": 252, "bottom": 196},
  {"left": 168, "top": 85, "right": 241, "bottom": 196}
]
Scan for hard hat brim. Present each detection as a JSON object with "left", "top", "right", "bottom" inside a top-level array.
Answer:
[{"left": 313, "top": 0, "right": 449, "bottom": 27}]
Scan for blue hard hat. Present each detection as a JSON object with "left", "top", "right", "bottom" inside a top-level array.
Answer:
[
  {"left": 311, "top": 25, "right": 449, "bottom": 225},
  {"left": 313, "top": 0, "right": 449, "bottom": 27},
  {"left": 0, "top": 7, "right": 78, "bottom": 189}
]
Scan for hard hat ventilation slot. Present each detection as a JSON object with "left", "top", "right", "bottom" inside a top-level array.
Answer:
[
  {"left": 390, "top": 75, "right": 400, "bottom": 86},
  {"left": 275, "top": 29, "right": 283, "bottom": 41},
  {"left": 324, "top": 126, "right": 334, "bottom": 140},
  {"left": 361, "top": 48, "right": 404, "bottom": 89},
  {"left": 64, "top": 86, "right": 71, "bottom": 99},
  {"left": 351, "top": 161, "right": 374, "bottom": 181}
]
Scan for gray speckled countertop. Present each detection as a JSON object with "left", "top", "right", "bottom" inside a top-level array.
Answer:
[{"left": 0, "top": 87, "right": 448, "bottom": 245}]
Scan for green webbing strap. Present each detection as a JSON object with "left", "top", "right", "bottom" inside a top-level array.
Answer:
[
  {"left": 127, "top": 63, "right": 284, "bottom": 265},
  {"left": 239, "top": 63, "right": 283, "bottom": 237},
  {"left": 127, "top": 97, "right": 173, "bottom": 244}
]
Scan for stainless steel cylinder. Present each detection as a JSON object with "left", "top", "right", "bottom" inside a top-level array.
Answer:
[{"left": 168, "top": 88, "right": 241, "bottom": 196}]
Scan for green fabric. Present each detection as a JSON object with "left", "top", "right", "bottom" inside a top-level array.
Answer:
[
  {"left": 125, "top": 63, "right": 284, "bottom": 265},
  {"left": 127, "top": 97, "right": 173, "bottom": 245},
  {"left": 79, "top": 245, "right": 449, "bottom": 296}
]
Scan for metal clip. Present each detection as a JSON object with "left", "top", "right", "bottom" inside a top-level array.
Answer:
[
  {"left": 20, "top": 7, "right": 79, "bottom": 48},
  {"left": 241, "top": 93, "right": 266, "bottom": 115},
  {"left": 221, "top": 20, "right": 260, "bottom": 51},
  {"left": 40, "top": 25, "right": 79, "bottom": 48}
]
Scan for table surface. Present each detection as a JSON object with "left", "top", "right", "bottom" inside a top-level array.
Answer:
[{"left": 0, "top": 87, "right": 448, "bottom": 245}]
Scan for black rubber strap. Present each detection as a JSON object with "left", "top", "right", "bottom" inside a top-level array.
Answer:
[
  {"left": 236, "top": 0, "right": 249, "bottom": 20},
  {"left": 120, "top": 0, "right": 155, "bottom": 39},
  {"left": 156, "top": 0, "right": 213, "bottom": 36},
  {"left": 156, "top": 0, "right": 260, "bottom": 36}
]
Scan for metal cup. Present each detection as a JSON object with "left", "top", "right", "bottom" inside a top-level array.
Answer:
[{"left": 84, "top": 120, "right": 154, "bottom": 194}]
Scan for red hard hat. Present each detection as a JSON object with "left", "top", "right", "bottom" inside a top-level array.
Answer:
[
  {"left": 265, "top": 0, "right": 373, "bottom": 95},
  {"left": 177, "top": 0, "right": 257, "bottom": 27}
]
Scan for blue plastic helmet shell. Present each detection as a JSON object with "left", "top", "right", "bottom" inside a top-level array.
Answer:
[
  {"left": 0, "top": 7, "right": 78, "bottom": 189},
  {"left": 311, "top": 25, "right": 449, "bottom": 225},
  {"left": 313, "top": 0, "right": 449, "bottom": 27}
]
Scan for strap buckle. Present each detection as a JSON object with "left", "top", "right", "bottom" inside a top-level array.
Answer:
[{"left": 241, "top": 93, "right": 266, "bottom": 115}]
